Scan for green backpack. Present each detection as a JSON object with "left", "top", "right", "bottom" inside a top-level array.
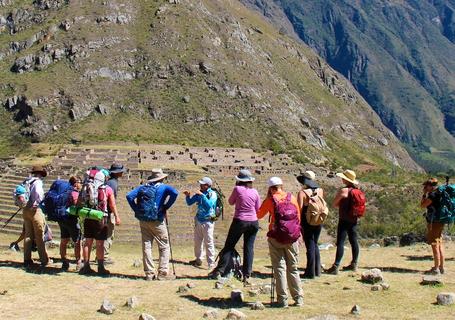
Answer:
[{"left": 434, "top": 179, "right": 455, "bottom": 224}]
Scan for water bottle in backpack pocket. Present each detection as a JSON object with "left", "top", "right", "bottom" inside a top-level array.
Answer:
[{"left": 136, "top": 184, "right": 159, "bottom": 221}]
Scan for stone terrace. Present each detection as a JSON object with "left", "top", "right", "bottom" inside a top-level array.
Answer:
[{"left": 1, "top": 144, "right": 302, "bottom": 248}]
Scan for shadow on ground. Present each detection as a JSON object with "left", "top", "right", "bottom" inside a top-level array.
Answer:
[
  {"left": 363, "top": 265, "right": 421, "bottom": 273},
  {"left": 402, "top": 254, "right": 455, "bottom": 262},
  {"left": 180, "top": 294, "right": 245, "bottom": 309}
]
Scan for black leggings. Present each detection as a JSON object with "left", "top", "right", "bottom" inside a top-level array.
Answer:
[
  {"left": 302, "top": 218, "right": 322, "bottom": 277},
  {"left": 334, "top": 219, "right": 359, "bottom": 266},
  {"left": 215, "top": 218, "right": 259, "bottom": 277}
]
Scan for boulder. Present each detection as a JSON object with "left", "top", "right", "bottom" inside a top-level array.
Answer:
[
  {"left": 350, "top": 305, "right": 361, "bottom": 315},
  {"left": 250, "top": 301, "right": 265, "bottom": 310},
  {"left": 230, "top": 289, "right": 244, "bottom": 303},
  {"left": 436, "top": 292, "right": 455, "bottom": 306},
  {"left": 361, "top": 269, "right": 383, "bottom": 284},
  {"left": 225, "top": 309, "right": 247, "bottom": 320},
  {"left": 420, "top": 276, "right": 443, "bottom": 286},
  {"left": 98, "top": 299, "right": 115, "bottom": 315},
  {"left": 125, "top": 296, "right": 139, "bottom": 309},
  {"left": 203, "top": 308, "right": 219, "bottom": 319},
  {"left": 139, "top": 314, "right": 156, "bottom": 320}
]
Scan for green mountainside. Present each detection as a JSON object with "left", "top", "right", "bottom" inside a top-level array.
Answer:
[
  {"left": 0, "top": 0, "right": 420, "bottom": 172},
  {"left": 241, "top": 0, "right": 455, "bottom": 173}
]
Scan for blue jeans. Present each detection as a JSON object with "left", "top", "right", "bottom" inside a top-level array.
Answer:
[
  {"left": 334, "top": 219, "right": 359, "bottom": 266},
  {"left": 215, "top": 218, "right": 259, "bottom": 278}
]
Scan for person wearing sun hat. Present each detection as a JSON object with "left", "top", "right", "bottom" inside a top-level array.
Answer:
[
  {"left": 297, "top": 170, "right": 325, "bottom": 279},
  {"left": 208, "top": 169, "right": 261, "bottom": 286},
  {"left": 184, "top": 176, "right": 217, "bottom": 269},
  {"left": 23, "top": 165, "right": 51, "bottom": 268},
  {"left": 326, "top": 169, "right": 361, "bottom": 275},
  {"left": 104, "top": 163, "right": 126, "bottom": 264},
  {"left": 126, "top": 168, "right": 179, "bottom": 280}
]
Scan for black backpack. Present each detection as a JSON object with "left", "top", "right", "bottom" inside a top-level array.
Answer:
[{"left": 218, "top": 248, "right": 242, "bottom": 280}]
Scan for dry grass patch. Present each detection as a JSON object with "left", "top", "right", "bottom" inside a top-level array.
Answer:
[{"left": 0, "top": 233, "right": 454, "bottom": 319}]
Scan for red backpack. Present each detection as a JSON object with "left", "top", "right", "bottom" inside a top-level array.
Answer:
[
  {"left": 267, "top": 193, "right": 301, "bottom": 244},
  {"left": 349, "top": 188, "right": 366, "bottom": 218}
]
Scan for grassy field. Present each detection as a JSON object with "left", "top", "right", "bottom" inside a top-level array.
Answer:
[{"left": 0, "top": 233, "right": 454, "bottom": 319}]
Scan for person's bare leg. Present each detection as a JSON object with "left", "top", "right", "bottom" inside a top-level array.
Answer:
[
  {"left": 431, "top": 244, "right": 440, "bottom": 269},
  {"left": 438, "top": 243, "right": 445, "bottom": 270},
  {"left": 74, "top": 240, "right": 82, "bottom": 262},
  {"left": 60, "top": 238, "right": 69, "bottom": 261}
]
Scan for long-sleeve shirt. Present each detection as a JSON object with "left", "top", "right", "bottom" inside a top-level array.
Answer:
[
  {"left": 185, "top": 188, "right": 217, "bottom": 223},
  {"left": 228, "top": 185, "right": 260, "bottom": 221},
  {"left": 27, "top": 178, "right": 44, "bottom": 208},
  {"left": 257, "top": 190, "right": 300, "bottom": 230},
  {"left": 126, "top": 182, "right": 179, "bottom": 222}
]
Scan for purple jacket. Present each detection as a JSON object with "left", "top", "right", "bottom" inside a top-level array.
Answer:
[{"left": 228, "top": 186, "right": 260, "bottom": 221}]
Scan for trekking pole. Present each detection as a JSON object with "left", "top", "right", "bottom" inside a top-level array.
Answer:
[
  {"left": 165, "top": 215, "right": 176, "bottom": 276},
  {"left": 270, "top": 266, "right": 275, "bottom": 306},
  {"left": 1, "top": 208, "right": 22, "bottom": 229}
]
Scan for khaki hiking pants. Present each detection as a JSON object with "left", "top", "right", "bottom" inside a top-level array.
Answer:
[
  {"left": 140, "top": 220, "right": 170, "bottom": 276},
  {"left": 268, "top": 237, "right": 303, "bottom": 304},
  {"left": 194, "top": 218, "right": 216, "bottom": 267},
  {"left": 23, "top": 207, "right": 49, "bottom": 265},
  {"left": 104, "top": 214, "right": 115, "bottom": 257}
]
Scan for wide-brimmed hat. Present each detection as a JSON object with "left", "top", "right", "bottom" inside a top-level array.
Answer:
[
  {"left": 268, "top": 177, "right": 283, "bottom": 187},
  {"left": 235, "top": 169, "right": 255, "bottom": 182},
  {"left": 109, "top": 163, "right": 125, "bottom": 174},
  {"left": 30, "top": 165, "right": 47, "bottom": 177},
  {"left": 198, "top": 177, "right": 213, "bottom": 186},
  {"left": 297, "top": 170, "right": 319, "bottom": 189},
  {"left": 147, "top": 168, "right": 168, "bottom": 183},
  {"left": 336, "top": 169, "right": 359, "bottom": 185},
  {"left": 422, "top": 178, "right": 438, "bottom": 186}
]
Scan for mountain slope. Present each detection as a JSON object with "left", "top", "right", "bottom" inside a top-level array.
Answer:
[
  {"left": 0, "top": 0, "right": 420, "bottom": 171},
  {"left": 241, "top": 0, "right": 455, "bottom": 172}
]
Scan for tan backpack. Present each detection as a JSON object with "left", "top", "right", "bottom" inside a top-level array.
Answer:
[{"left": 305, "top": 189, "right": 329, "bottom": 226}]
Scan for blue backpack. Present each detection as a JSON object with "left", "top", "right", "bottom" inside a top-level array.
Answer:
[
  {"left": 135, "top": 184, "right": 159, "bottom": 221},
  {"left": 42, "top": 180, "right": 73, "bottom": 221}
]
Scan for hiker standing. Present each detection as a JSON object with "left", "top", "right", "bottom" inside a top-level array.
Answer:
[
  {"left": 80, "top": 171, "right": 121, "bottom": 275},
  {"left": 23, "top": 166, "right": 50, "bottom": 268},
  {"left": 297, "top": 171, "right": 326, "bottom": 279},
  {"left": 257, "top": 177, "right": 303, "bottom": 308},
  {"left": 209, "top": 169, "right": 260, "bottom": 286},
  {"left": 126, "top": 168, "right": 179, "bottom": 280},
  {"left": 420, "top": 178, "right": 445, "bottom": 275},
  {"left": 184, "top": 177, "right": 217, "bottom": 269},
  {"left": 326, "top": 170, "right": 365, "bottom": 274},
  {"left": 104, "top": 163, "right": 125, "bottom": 264},
  {"left": 58, "top": 176, "right": 83, "bottom": 271}
]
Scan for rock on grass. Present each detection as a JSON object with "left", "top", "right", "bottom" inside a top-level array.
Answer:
[
  {"left": 139, "top": 313, "right": 156, "bottom": 320},
  {"left": 436, "top": 292, "right": 455, "bottom": 305},
  {"left": 361, "top": 269, "right": 383, "bottom": 284},
  {"left": 225, "top": 308, "right": 247, "bottom": 319},
  {"left": 98, "top": 299, "right": 115, "bottom": 315}
]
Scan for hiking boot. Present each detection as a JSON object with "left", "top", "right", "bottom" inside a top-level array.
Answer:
[
  {"left": 302, "top": 273, "right": 315, "bottom": 279},
  {"left": 294, "top": 297, "right": 304, "bottom": 307},
  {"left": 208, "top": 269, "right": 221, "bottom": 280},
  {"left": 425, "top": 267, "right": 441, "bottom": 275},
  {"left": 98, "top": 264, "right": 111, "bottom": 276},
  {"left": 61, "top": 260, "right": 70, "bottom": 271},
  {"left": 157, "top": 272, "right": 176, "bottom": 281},
  {"left": 325, "top": 265, "right": 339, "bottom": 275},
  {"left": 439, "top": 267, "right": 445, "bottom": 275},
  {"left": 24, "top": 260, "right": 35, "bottom": 269},
  {"left": 9, "top": 242, "right": 20, "bottom": 252},
  {"left": 342, "top": 263, "right": 358, "bottom": 272},
  {"left": 189, "top": 258, "right": 203, "bottom": 267},
  {"left": 79, "top": 264, "right": 95, "bottom": 275},
  {"left": 145, "top": 273, "right": 156, "bottom": 281}
]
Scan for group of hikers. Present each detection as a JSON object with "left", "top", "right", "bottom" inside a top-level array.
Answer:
[{"left": 6, "top": 162, "right": 453, "bottom": 308}]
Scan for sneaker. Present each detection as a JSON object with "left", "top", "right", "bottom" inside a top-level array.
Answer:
[
  {"left": 145, "top": 273, "right": 156, "bottom": 281},
  {"left": 79, "top": 264, "right": 95, "bottom": 275},
  {"left": 424, "top": 267, "right": 441, "bottom": 275},
  {"left": 98, "top": 265, "right": 111, "bottom": 276},
  {"left": 342, "top": 263, "right": 358, "bottom": 272},
  {"left": 325, "top": 265, "right": 339, "bottom": 275},
  {"left": 157, "top": 272, "right": 176, "bottom": 281},
  {"left": 61, "top": 260, "right": 70, "bottom": 271},
  {"left": 294, "top": 297, "right": 304, "bottom": 307},
  {"left": 189, "top": 259, "right": 203, "bottom": 267}
]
